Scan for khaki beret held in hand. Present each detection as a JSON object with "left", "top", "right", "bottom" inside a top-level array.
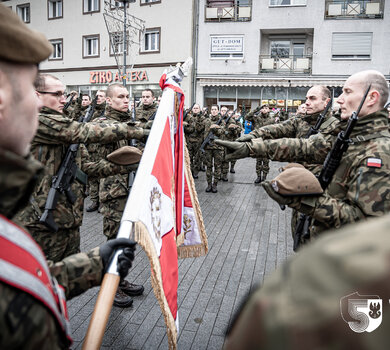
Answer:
[
  {"left": 107, "top": 146, "right": 142, "bottom": 165},
  {"left": 271, "top": 167, "right": 323, "bottom": 196},
  {"left": 0, "top": 4, "right": 52, "bottom": 64}
]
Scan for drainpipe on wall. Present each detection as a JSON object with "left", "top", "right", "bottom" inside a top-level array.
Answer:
[{"left": 191, "top": 0, "right": 199, "bottom": 104}]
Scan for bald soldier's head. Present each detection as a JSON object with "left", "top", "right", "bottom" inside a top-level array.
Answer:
[
  {"left": 305, "top": 85, "right": 331, "bottom": 115},
  {"left": 337, "top": 70, "right": 389, "bottom": 120},
  {"left": 0, "top": 4, "right": 52, "bottom": 156}
]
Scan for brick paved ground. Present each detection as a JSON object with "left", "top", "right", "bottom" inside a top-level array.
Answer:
[{"left": 69, "top": 157, "right": 293, "bottom": 349}]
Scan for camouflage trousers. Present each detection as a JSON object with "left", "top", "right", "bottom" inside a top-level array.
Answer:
[
  {"left": 30, "top": 225, "right": 80, "bottom": 262},
  {"left": 100, "top": 196, "right": 127, "bottom": 240},
  {"left": 256, "top": 158, "right": 270, "bottom": 177},
  {"left": 187, "top": 139, "right": 202, "bottom": 174},
  {"left": 88, "top": 178, "right": 100, "bottom": 204},
  {"left": 205, "top": 148, "right": 224, "bottom": 184},
  {"left": 222, "top": 160, "right": 237, "bottom": 176}
]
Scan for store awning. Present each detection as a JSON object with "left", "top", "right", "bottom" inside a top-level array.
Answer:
[{"left": 198, "top": 77, "right": 345, "bottom": 88}]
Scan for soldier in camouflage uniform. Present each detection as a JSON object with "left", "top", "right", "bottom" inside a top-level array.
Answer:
[
  {"left": 261, "top": 70, "right": 390, "bottom": 240},
  {"left": 97, "top": 83, "right": 146, "bottom": 307},
  {"left": 136, "top": 88, "right": 158, "bottom": 126},
  {"left": 0, "top": 7, "right": 136, "bottom": 348},
  {"left": 184, "top": 103, "right": 205, "bottom": 179},
  {"left": 218, "top": 86, "right": 340, "bottom": 241},
  {"left": 225, "top": 214, "right": 390, "bottom": 350},
  {"left": 244, "top": 104, "right": 273, "bottom": 183},
  {"left": 85, "top": 89, "right": 107, "bottom": 212},
  {"left": 221, "top": 111, "right": 241, "bottom": 181},
  {"left": 203, "top": 105, "right": 225, "bottom": 193},
  {"left": 15, "top": 74, "right": 147, "bottom": 263}
]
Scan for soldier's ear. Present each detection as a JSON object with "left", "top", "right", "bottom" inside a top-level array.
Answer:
[{"left": 367, "top": 90, "right": 380, "bottom": 107}]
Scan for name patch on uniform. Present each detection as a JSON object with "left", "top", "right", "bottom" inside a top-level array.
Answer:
[{"left": 367, "top": 158, "right": 382, "bottom": 168}]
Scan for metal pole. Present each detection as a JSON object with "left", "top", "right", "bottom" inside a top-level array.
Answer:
[{"left": 122, "top": 0, "right": 128, "bottom": 87}]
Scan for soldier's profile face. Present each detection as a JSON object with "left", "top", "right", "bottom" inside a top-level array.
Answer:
[
  {"left": 305, "top": 86, "right": 329, "bottom": 115},
  {"left": 108, "top": 86, "right": 129, "bottom": 112},
  {"left": 37, "top": 76, "right": 66, "bottom": 113},
  {"left": 337, "top": 76, "right": 368, "bottom": 120},
  {"left": 141, "top": 91, "right": 154, "bottom": 106},
  {"left": 0, "top": 65, "right": 42, "bottom": 156}
]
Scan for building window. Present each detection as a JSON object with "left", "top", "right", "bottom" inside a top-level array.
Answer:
[
  {"left": 269, "top": 0, "right": 306, "bottom": 6},
  {"left": 109, "top": 32, "right": 128, "bottom": 56},
  {"left": 17, "top": 3, "right": 30, "bottom": 23},
  {"left": 83, "top": 0, "right": 100, "bottom": 13},
  {"left": 332, "top": 32, "right": 372, "bottom": 59},
  {"left": 48, "top": 0, "right": 63, "bottom": 19},
  {"left": 49, "top": 39, "right": 63, "bottom": 60},
  {"left": 83, "top": 35, "right": 100, "bottom": 58},
  {"left": 210, "top": 35, "right": 244, "bottom": 59},
  {"left": 141, "top": 28, "right": 160, "bottom": 54},
  {"left": 140, "top": 0, "right": 161, "bottom": 5}
]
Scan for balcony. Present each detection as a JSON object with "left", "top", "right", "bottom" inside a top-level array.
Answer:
[
  {"left": 259, "top": 55, "right": 312, "bottom": 74},
  {"left": 205, "top": 0, "right": 252, "bottom": 22},
  {"left": 325, "top": 1, "right": 384, "bottom": 19}
]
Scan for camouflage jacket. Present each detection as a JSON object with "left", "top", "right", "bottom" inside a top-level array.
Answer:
[
  {"left": 15, "top": 107, "right": 144, "bottom": 230},
  {"left": 98, "top": 106, "right": 134, "bottom": 203},
  {"left": 204, "top": 114, "right": 226, "bottom": 150},
  {"left": 135, "top": 101, "right": 158, "bottom": 123},
  {"left": 289, "top": 109, "right": 390, "bottom": 236},
  {"left": 0, "top": 147, "right": 103, "bottom": 349},
  {"left": 222, "top": 115, "right": 242, "bottom": 141},
  {"left": 245, "top": 108, "right": 273, "bottom": 130},
  {"left": 184, "top": 112, "right": 206, "bottom": 142},
  {"left": 249, "top": 111, "right": 326, "bottom": 140},
  {"left": 225, "top": 214, "right": 390, "bottom": 350},
  {"left": 247, "top": 113, "right": 342, "bottom": 173},
  {"left": 86, "top": 102, "right": 108, "bottom": 162}
]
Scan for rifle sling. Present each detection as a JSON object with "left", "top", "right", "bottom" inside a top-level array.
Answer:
[{"left": 349, "top": 130, "right": 390, "bottom": 143}]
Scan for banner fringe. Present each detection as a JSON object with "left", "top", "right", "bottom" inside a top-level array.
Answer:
[{"left": 134, "top": 222, "right": 177, "bottom": 350}]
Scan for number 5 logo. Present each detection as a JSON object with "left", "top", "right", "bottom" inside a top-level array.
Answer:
[{"left": 340, "top": 292, "right": 382, "bottom": 333}]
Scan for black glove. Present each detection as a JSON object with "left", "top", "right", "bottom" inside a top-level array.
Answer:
[
  {"left": 235, "top": 134, "right": 255, "bottom": 142},
  {"left": 100, "top": 238, "right": 137, "bottom": 278},
  {"left": 214, "top": 140, "right": 250, "bottom": 161}
]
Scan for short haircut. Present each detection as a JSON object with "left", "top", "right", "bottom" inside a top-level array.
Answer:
[
  {"left": 96, "top": 89, "right": 106, "bottom": 96},
  {"left": 82, "top": 94, "right": 91, "bottom": 101},
  {"left": 34, "top": 73, "right": 60, "bottom": 91},
  {"left": 364, "top": 71, "right": 389, "bottom": 107},
  {"left": 106, "top": 83, "right": 125, "bottom": 98},
  {"left": 142, "top": 88, "right": 154, "bottom": 97},
  {"left": 314, "top": 85, "right": 331, "bottom": 100},
  {"left": 260, "top": 104, "right": 269, "bottom": 109},
  {"left": 211, "top": 104, "right": 219, "bottom": 110}
]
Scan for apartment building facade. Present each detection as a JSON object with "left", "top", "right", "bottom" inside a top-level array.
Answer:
[
  {"left": 196, "top": 0, "right": 390, "bottom": 112},
  {"left": 4, "top": 0, "right": 194, "bottom": 98}
]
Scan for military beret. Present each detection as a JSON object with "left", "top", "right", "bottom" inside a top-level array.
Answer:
[
  {"left": 0, "top": 4, "right": 52, "bottom": 64},
  {"left": 271, "top": 167, "right": 323, "bottom": 196},
  {"left": 281, "top": 163, "right": 305, "bottom": 171},
  {"left": 107, "top": 146, "right": 142, "bottom": 165}
]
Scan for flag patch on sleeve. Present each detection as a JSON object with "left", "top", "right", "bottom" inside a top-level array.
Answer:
[{"left": 367, "top": 157, "right": 382, "bottom": 168}]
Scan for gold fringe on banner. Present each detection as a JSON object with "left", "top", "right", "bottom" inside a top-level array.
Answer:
[
  {"left": 177, "top": 140, "right": 208, "bottom": 259},
  {"left": 134, "top": 221, "right": 177, "bottom": 350}
]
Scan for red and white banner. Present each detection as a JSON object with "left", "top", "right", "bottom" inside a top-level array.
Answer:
[{"left": 120, "top": 74, "right": 184, "bottom": 349}]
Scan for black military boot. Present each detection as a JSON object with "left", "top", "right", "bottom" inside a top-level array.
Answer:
[
  {"left": 205, "top": 183, "right": 212, "bottom": 192},
  {"left": 200, "top": 164, "right": 206, "bottom": 172},
  {"left": 120, "top": 280, "right": 144, "bottom": 296},
  {"left": 212, "top": 183, "right": 218, "bottom": 193},
  {"left": 113, "top": 288, "right": 133, "bottom": 308},
  {"left": 230, "top": 166, "right": 235, "bottom": 173},
  {"left": 221, "top": 175, "right": 228, "bottom": 182},
  {"left": 193, "top": 171, "right": 199, "bottom": 179},
  {"left": 262, "top": 173, "right": 268, "bottom": 182},
  {"left": 254, "top": 176, "right": 262, "bottom": 184},
  {"left": 86, "top": 201, "right": 99, "bottom": 212}
]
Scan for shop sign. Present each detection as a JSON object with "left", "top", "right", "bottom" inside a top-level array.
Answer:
[
  {"left": 89, "top": 70, "right": 148, "bottom": 84},
  {"left": 210, "top": 35, "right": 244, "bottom": 54}
]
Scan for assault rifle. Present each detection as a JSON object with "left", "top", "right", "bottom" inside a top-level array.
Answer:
[
  {"left": 200, "top": 114, "right": 231, "bottom": 153},
  {"left": 127, "top": 96, "right": 138, "bottom": 189},
  {"left": 63, "top": 93, "right": 75, "bottom": 111},
  {"left": 293, "top": 85, "right": 371, "bottom": 251},
  {"left": 305, "top": 99, "right": 333, "bottom": 138},
  {"left": 39, "top": 96, "right": 98, "bottom": 232},
  {"left": 184, "top": 103, "right": 196, "bottom": 120}
]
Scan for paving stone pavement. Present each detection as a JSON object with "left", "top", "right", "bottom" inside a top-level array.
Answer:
[{"left": 69, "top": 157, "right": 293, "bottom": 349}]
